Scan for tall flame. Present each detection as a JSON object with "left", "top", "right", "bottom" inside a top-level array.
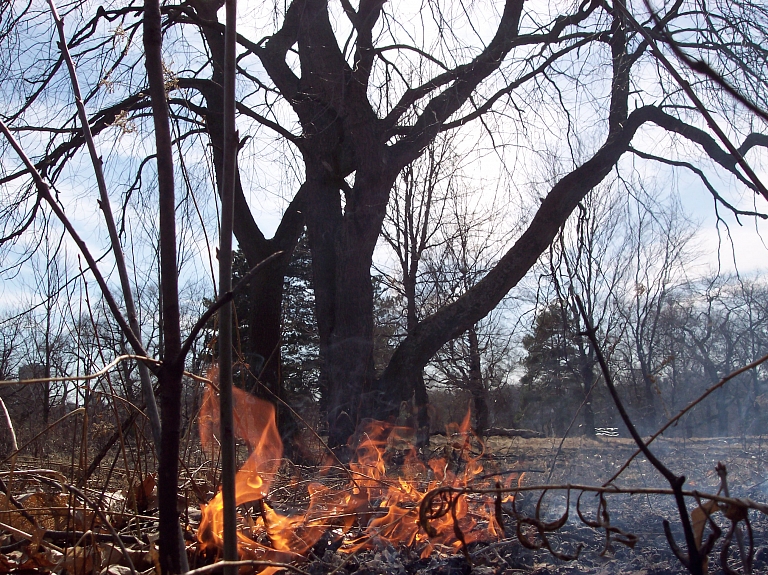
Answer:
[
  {"left": 197, "top": 368, "right": 283, "bottom": 552},
  {"left": 197, "top": 374, "right": 518, "bottom": 570}
]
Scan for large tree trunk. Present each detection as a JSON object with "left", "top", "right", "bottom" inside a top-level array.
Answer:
[
  {"left": 248, "top": 0, "right": 529, "bottom": 446},
  {"left": 305, "top": 165, "right": 395, "bottom": 447}
]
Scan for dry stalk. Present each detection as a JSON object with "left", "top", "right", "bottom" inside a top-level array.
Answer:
[
  {"left": 417, "top": 480, "right": 767, "bottom": 567},
  {"left": 46, "top": 0, "right": 165, "bottom": 463},
  {"left": 574, "top": 293, "right": 706, "bottom": 575},
  {"left": 0, "top": 398, "right": 17, "bottom": 453},
  {"left": 0, "top": 354, "right": 211, "bottom": 388}
]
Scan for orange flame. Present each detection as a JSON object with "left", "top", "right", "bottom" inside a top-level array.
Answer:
[
  {"left": 198, "top": 369, "right": 284, "bottom": 552},
  {"left": 197, "top": 375, "right": 519, "bottom": 570}
]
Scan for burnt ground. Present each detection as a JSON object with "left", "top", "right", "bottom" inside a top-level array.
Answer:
[
  {"left": 295, "top": 434, "right": 768, "bottom": 575},
  {"left": 0, "top": 434, "right": 766, "bottom": 574}
]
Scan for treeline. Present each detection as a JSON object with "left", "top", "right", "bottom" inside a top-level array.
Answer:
[
  {"left": 1, "top": 193, "right": 766, "bottom": 455},
  {"left": 515, "top": 274, "right": 768, "bottom": 438},
  {"left": 228, "top": 188, "right": 768, "bottom": 441}
]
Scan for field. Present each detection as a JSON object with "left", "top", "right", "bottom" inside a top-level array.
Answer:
[{"left": 0, "top": 432, "right": 766, "bottom": 574}]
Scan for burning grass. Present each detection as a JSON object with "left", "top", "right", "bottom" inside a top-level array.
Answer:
[
  {"left": 196, "top": 383, "right": 521, "bottom": 569},
  {"left": 192, "top": 383, "right": 768, "bottom": 574},
  {"left": 0, "top": 384, "right": 765, "bottom": 574}
]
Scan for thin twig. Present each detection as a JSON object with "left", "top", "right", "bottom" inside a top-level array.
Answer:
[
  {"left": 45, "top": 0, "right": 163, "bottom": 451},
  {"left": 642, "top": 0, "right": 768, "bottom": 124},
  {"left": 0, "top": 119, "right": 147, "bottom": 360},
  {"left": 0, "top": 476, "right": 38, "bottom": 530},
  {"left": 0, "top": 354, "right": 211, "bottom": 388},
  {"left": 611, "top": 1, "right": 768, "bottom": 201},
  {"left": 0, "top": 521, "right": 64, "bottom": 553},
  {"left": 0, "top": 355, "right": 156, "bottom": 387},
  {"left": 179, "top": 252, "right": 283, "bottom": 361}
]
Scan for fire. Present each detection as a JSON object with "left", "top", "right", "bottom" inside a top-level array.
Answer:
[{"left": 197, "top": 376, "right": 520, "bottom": 570}]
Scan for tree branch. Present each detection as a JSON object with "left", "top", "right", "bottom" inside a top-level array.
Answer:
[
  {"left": 0, "top": 119, "right": 147, "bottom": 360},
  {"left": 46, "top": 0, "right": 162, "bottom": 451},
  {"left": 613, "top": 1, "right": 768, "bottom": 201}
]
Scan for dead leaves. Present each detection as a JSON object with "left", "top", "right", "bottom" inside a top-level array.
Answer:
[
  {"left": 691, "top": 499, "right": 719, "bottom": 551},
  {"left": 0, "top": 472, "right": 160, "bottom": 575}
]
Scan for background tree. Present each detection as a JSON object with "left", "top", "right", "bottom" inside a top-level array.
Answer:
[
  {"left": 519, "top": 302, "right": 585, "bottom": 436},
  {"left": 661, "top": 274, "right": 768, "bottom": 437},
  {"left": 381, "top": 134, "right": 457, "bottom": 442},
  {"left": 417, "top": 190, "right": 515, "bottom": 435},
  {"left": 543, "top": 188, "right": 630, "bottom": 436},
  {"left": 613, "top": 194, "right": 695, "bottom": 432},
  {"left": 280, "top": 233, "right": 322, "bottom": 402},
  {"left": 3, "top": 0, "right": 768, "bottom": 454}
]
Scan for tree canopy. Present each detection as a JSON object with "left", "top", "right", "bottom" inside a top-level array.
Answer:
[{"left": 2, "top": 0, "right": 768, "bottom": 447}]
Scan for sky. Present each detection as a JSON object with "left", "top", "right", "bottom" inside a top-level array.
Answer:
[{"left": 2, "top": 0, "right": 768, "bottom": 339}]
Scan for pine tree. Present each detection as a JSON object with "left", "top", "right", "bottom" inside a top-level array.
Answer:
[{"left": 519, "top": 303, "right": 582, "bottom": 436}]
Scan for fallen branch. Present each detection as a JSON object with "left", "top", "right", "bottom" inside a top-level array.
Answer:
[{"left": 484, "top": 427, "right": 544, "bottom": 439}]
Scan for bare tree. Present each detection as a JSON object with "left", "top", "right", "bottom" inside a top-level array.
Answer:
[
  {"left": 2, "top": 4, "right": 768, "bottom": 571},
  {"left": 539, "top": 187, "right": 631, "bottom": 436},
  {"left": 4, "top": 0, "right": 768, "bottom": 451},
  {"left": 381, "top": 134, "right": 458, "bottom": 443},
  {"left": 613, "top": 194, "right": 695, "bottom": 432},
  {"left": 419, "top": 191, "right": 513, "bottom": 435},
  {"left": 660, "top": 273, "right": 768, "bottom": 437}
]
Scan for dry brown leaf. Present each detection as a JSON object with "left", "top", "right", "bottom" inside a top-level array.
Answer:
[
  {"left": 691, "top": 499, "right": 718, "bottom": 550},
  {"left": 18, "top": 492, "right": 71, "bottom": 531},
  {"left": 69, "top": 504, "right": 98, "bottom": 532},
  {"left": 723, "top": 502, "right": 748, "bottom": 523},
  {"left": 101, "top": 566, "right": 135, "bottom": 575},
  {"left": 103, "top": 491, "right": 128, "bottom": 529},
  {"left": 135, "top": 474, "right": 156, "bottom": 513},
  {"left": 99, "top": 541, "right": 125, "bottom": 567},
  {"left": 19, "top": 543, "right": 58, "bottom": 572},
  {"left": 0, "top": 551, "right": 13, "bottom": 573},
  {"left": 55, "top": 545, "right": 99, "bottom": 575},
  {"left": 0, "top": 494, "right": 35, "bottom": 533},
  {"left": 147, "top": 534, "right": 161, "bottom": 575}
]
